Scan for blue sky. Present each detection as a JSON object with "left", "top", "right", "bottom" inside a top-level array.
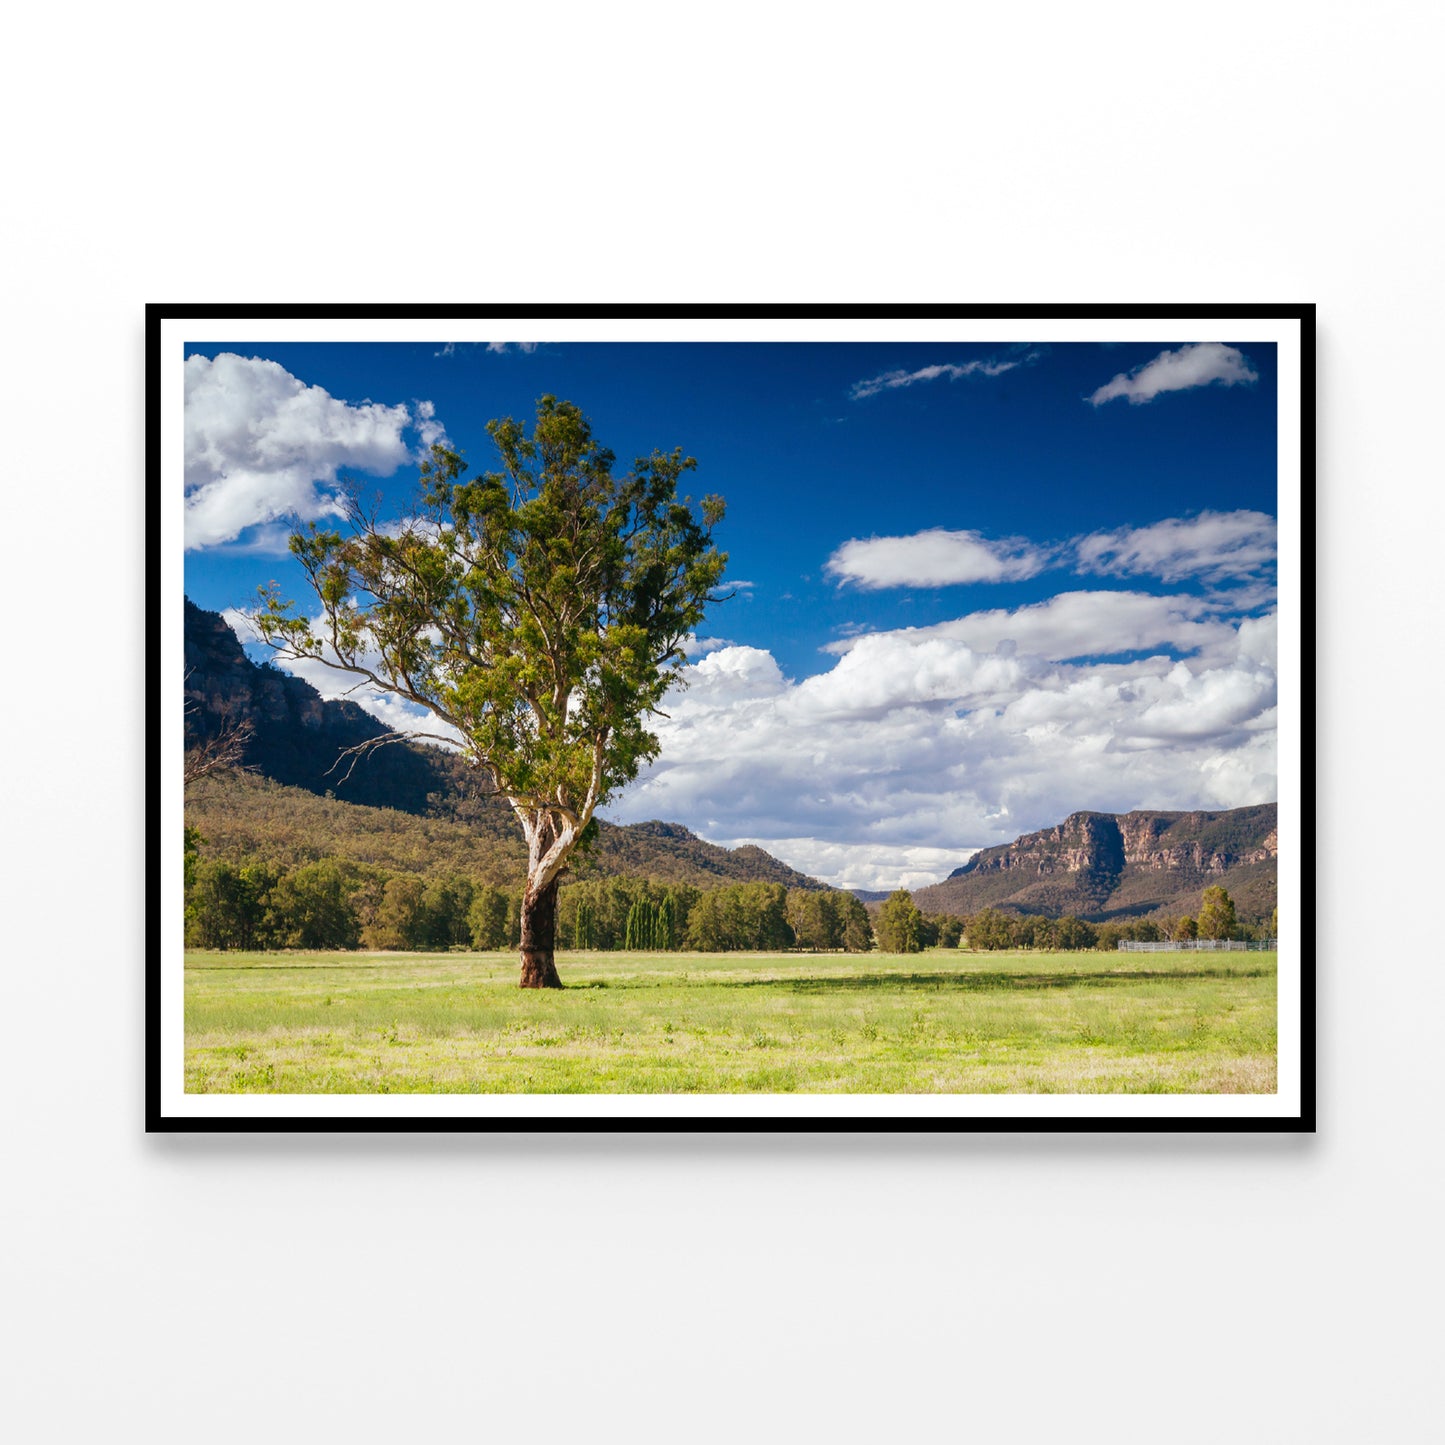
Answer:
[{"left": 184, "top": 338, "right": 1278, "bottom": 889}]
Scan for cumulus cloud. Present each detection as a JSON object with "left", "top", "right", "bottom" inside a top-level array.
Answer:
[
  {"left": 1088, "top": 342, "right": 1258, "bottom": 406},
  {"left": 824, "top": 590, "right": 1240, "bottom": 665},
  {"left": 825, "top": 528, "right": 1049, "bottom": 589},
  {"left": 184, "top": 353, "right": 444, "bottom": 550},
  {"left": 604, "top": 603, "right": 1278, "bottom": 888},
  {"left": 1075, "top": 510, "right": 1276, "bottom": 584},
  {"left": 717, "top": 839, "right": 978, "bottom": 894},
  {"left": 413, "top": 399, "right": 448, "bottom": 451},
  {"left": 825, "top": 510, "right": 1275, "bottom": 593},
  {"left": 850, "top": 353, "right": 1035, "bottom": 401},
  {"left": 231, "top": 584, "right": 1277, "bottom": 893}
]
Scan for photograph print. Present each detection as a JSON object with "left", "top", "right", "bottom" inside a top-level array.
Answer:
[{"left": 152, "top": 305, "right": 1312, "bottom": 1129}]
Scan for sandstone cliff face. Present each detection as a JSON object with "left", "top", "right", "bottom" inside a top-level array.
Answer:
[
  {"left": 920, "top": 803, "right": 1278, "bottom": 923},
  {"left": 956, "top": 807, "right": 1277, "bottom": 881},
  {"left": 962, "top": 812, "right": 1125, "bottom": 879}
]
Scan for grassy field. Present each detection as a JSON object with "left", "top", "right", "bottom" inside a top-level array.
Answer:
[{"left": 184, "top": 946, "right": 1277, "bottom": 1094}]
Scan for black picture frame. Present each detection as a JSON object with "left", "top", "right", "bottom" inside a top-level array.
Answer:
[{"left": 149, "top": 302, "right": 1314, "bottom": 1133}]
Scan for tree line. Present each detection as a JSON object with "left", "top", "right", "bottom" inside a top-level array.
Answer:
[
  {"left": 185, "top": 844, "right": 876, "bottom": 954},
  {"left": 186, "top": 837, "right": 1272, "bottom": 955},
  {"left": 873, "top": 884, "right": 1273, "bottom": 953}
]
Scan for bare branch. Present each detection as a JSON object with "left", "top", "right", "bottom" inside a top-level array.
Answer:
[{"left": 183, "top": 683, "right": 256, "bottom": 787}]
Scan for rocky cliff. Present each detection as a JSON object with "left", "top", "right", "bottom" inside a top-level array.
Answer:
[
  {"left": 913, "top": 804, "right": 1278, "bottom": 924},
  {"left": 184, "top": 596, "right": 463, "bottom": 813}
]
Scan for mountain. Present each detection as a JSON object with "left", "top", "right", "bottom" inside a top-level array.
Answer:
[
  {"left": 911, "top": 805, "right": 1278, "bottom": 924},
  {"left": 184, "top": 597, "right": 466, "bottom": 812},
  {"left": 183, "top": 598, "right": 824, "bottom": 891}
]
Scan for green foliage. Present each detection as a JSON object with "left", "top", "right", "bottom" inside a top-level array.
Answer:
[
  {"left": 685, "top": 883, "right": 795, "bottom": 952},
  {"left": 787, "top": 890, "right": 874, "bottom": 952},
  {"left": 876, "top": 890, "right": 923, "bottom": 954},
  {"left": 271, "top": 861, "right": 361, "bottom": 949},
  {"left": 365, "top": 875, "right": 426, "bottom": 950},
  {"left": 931, "top": 915, "right": 965, "bottom": 949},
  {"left": 965, "top": 906, "right": 1014, "bottom": 951},
  {"left": 1198, "top": 886, "right": 1238, "bottom": 941},
  {"left": 573, "top": 898, "right": 598, "bottom": 950},
  {"left": 188, "top": 859, "right": 282, "bottom": 950},
  {"left": 625, "top": 898, "right": 660, "bottom": 951},
  {"left": 255, "top": 398, "right": 728, "bottom": 974},
  {"left": 1054, "top": 916, "right": 1098, "bottom": 950}
]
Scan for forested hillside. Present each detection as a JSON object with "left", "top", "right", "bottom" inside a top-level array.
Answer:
[{"left": 185, "top": 771, "right": 823, "bottom": 891}]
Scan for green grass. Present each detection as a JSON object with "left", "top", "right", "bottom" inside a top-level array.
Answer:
[{"left": 184, "top": 947, "right": 1277, "bottom": 1094}]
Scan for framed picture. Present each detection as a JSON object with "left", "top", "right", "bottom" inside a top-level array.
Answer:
[{"left": 151, "top": 304, "right": 1313, "bottom": 1131}]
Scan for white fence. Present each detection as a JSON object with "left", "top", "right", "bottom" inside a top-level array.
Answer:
[{"left": 1117, "top": 938, "right": 1277, "bottom": 952}]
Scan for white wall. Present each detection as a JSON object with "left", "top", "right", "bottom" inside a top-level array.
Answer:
[{"left": 3, "top": 4, "right": 1438, "bottom": 1440}]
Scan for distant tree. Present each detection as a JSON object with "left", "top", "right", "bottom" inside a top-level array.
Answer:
[
  {"left": 272, "top": 861, "right": 361, "bottom": 949},
  {"left": 789, "top": 889, "right": 845, "bottom": 951},
  {"left": 468, "top": 884, "right": 511, "bottom": 950},
  {"left": 625, "top": 898, "right": 660, "bottom": 951},
  {"left": 841, "top": 894, "right": 875, "bottom": 952},
  {"left": 934, "top": 915, "right": 965, "bottom": 949},
  {"left": 257, "top": 396, "right": 727, "bottom": 987},
  {"left": 573, "top": 898, "right": 597, "bottom": 950},
  {"left": 1198, "top": 886, "right": 1238, "bottom": 940},
  {"left": 1010, "top": 915, "right": 1044, "bottom": 950},
  {"left": 750, "top": 884, "right": 794, "bottom": 951},
  {"left": 183, "top": 824, "right": 203, "bottom": 895},
  {"left": 1172, "top": 915, "right": 1199, "bottom": 942},
  {"left": 420, "top": 876, "right": 474, "bottom": 949},
  {"left": 189, "top": 859, "right": 280, "bottom": 950},
  {"left": 965, "top": 907, "right": 1013, "bottom": 951},
  {"left": 656, "top": 890, "right": 685, "bottom": 950},
  {"left": 366, "top": 875, "right": 427, "bottom": 950},
  {"left": 876, "top": 890, "right": 923, "bottom": 954},
  {"left": 1054, "top": 916, "right": 1097, "bottom": 951},
  {"left": 1092, "top": 922, "right": 1126, "bottom": 952}
]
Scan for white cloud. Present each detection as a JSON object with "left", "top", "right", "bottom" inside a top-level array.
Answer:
[
  {"left": 716, "top": 838, "right": 978, "bottom": 894},
  {"left": 824, "top": 510, "right": 1276, "bottom": 593},
  {"left": 825, "top": 528, "right": 1049, "bottom": 589},
  {"left": 484, "top": 341, "right": 539, "bottom": 354},
  {"left": 1075, "top": 509, "right": 1276, "bottom": 584},
  {"left": 825, "top": 590, "right": 1240, "bottom": 664},
  {"left": 184, "top": 353, "right": 443, "bottom": 550},
  {"left": 1088, "top": 342, "right": 1258, "bottom": 406},
  {"left": 232, "top": 589, "right": 1277, "bottom": 892},
  {"left": 604, "top": 604, "right": 1278, "bottom": 887},
  {"left": 850, "top": 353, "right": 1034, "bottom": 401},
  {"left": 681, "top": 635, "right": 735, "bottom": 659},
  {"left": 413, "top": 398, "right": 448, "bottom": 451}
]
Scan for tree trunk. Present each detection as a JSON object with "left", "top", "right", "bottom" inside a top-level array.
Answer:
[{"left": 519, "top": 871, "right": 564, "bottom": 988}]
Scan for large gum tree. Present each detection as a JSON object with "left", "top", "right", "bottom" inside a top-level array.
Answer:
[{"left": 256, "top": 396, "right": 727, "bottom": 987}]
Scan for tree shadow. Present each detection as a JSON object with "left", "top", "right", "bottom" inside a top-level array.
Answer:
[{"left": 725, "top": 968, "right": 1270, "bottom": 994}]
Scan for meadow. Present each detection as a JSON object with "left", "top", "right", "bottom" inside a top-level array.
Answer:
[{"left": 184, "top": 947, "right": 1277, "bottom": 1094}]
